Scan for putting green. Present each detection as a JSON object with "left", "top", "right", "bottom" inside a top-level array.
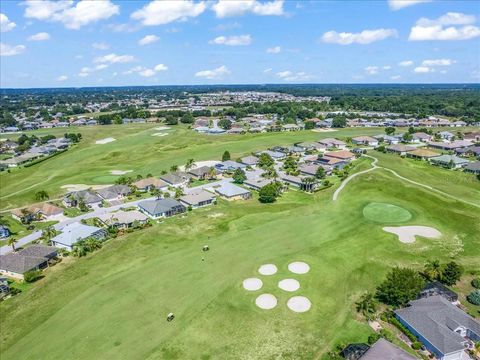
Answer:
[{"left": 363, "top": 202, "right": 412, "bottom": 223}]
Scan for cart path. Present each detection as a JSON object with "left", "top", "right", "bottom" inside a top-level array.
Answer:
[{"left": 334, "top": 155, "right": 480, "bottom": 209}]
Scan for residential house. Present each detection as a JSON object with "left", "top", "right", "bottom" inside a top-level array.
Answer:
[
  {"left": 160, "top": 172, "right": 189, "bottom": 187},
  {"left": 280, "top": 174, "right": 317, "bottom": 192},
  {"left": 243, "top": 178, "right": 274, "bottom": 191},
  {"left": 395, "top": 295, "right": 480, "bottom": 360},
  {"left": 386, "top": 144, "right": 416, "bottom": 156},
  {"left": 464, "top": 161, "right": 480, "bottom": 175},
  {"left": 215, "top": 160, "right": 247, "bottom": 173},
  {"left": 282, "top": 124, "right": 301, "bottom": 131},
  {"left": 240, "top": 155, "right": 259, "bottom": 167},
  {"left": 133, "top": 177, "right": 168, "bottom": 192},
  {"left": 352, "top": 136, "right": 379, "bottom": 146},
  {"left": 316, "top": 156, "right": 347, "bottom": 169},
  {"left": 0, "top": 244, "right": 58, "bottom": 280},
  {"left": 0, "top": 277, "right": 9, "bottom": 298},
  {"left": 188, "top": 166, "right": 217, "bottom": 180},
  {"left": 429, "top": 140, "right": 473, "bottom": 151},
  {"left": 407, "top": 148, "right": 440, "bottom": 160},
  {"left": 456, "top": 146, "right": 480, "bottom": 158},
  {"left": 179, "top": 190, "right": 216, "bottom": 208},
  {"left": 96, "top": 210, "right": 149, "bottom": 229},
  {"left": 296, "top": 142, "right": 323, "bottom": 152},
  {"left": 430, "top": 155, "right": 469, "bottom": 169},
  {"left": 299, "top": 163, "right": 331, "bottom": 177},
  {"left": 374, "top": 134, "right": 399, "bottom": 145},
  {"left": 96, "top": 185, "right": 132, "bottom": 201},
  {"left": 341, "top": 338, "right": 416, "bottom": 360},
  {"left": 439, "top": 131, "right": 455, "bottom": 141},
  {"left": 50, "top": 222, "right": 107, "bottom": 251},
  {"left": 138, "top": 198, "right": 186, "bottom": 219},
  {"left": 463, "top": 132, "right": 480, "bottom": 143},
  {"left": 257, "top": 150, "right": 286, "bottom": 160},
  {"left": 317, "top": 138, "right": 346, "bottom": 149},
  {"left": 63, "top": 190, "right": 102, "bottom": 209},
  {"left": 212, "top": 182, "right": 252, "bottom": 201},
  {"left": 412, "top": 132, "right": 432, "bottom": 143},
  {"left": 324, "top": 150, "right": 356, "bottom": 162}
]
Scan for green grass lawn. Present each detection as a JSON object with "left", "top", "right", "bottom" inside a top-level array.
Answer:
[{"left": 1, "top": 158, "right": 478, "bottom": 359}]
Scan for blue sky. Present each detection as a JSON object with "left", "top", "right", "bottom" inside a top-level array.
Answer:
[{"left": 1, "top": 0, "right": 479, "bottom": 88}]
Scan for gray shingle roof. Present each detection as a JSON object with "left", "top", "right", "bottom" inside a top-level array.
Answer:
[
  {"left": 0, "top": 245, "right": 57, "bottom": 274},
  {"left": 138, "top": 198, "right": 185, "bottom": 215},
  {"left": 96, "top": 185, "right": 131, "bottom": 200},
  {"left": 395, "top": 295, "right": 480, "bottom": 355},
  {"left": 361, "top": 338, "right": 417, "bottom": 360}
]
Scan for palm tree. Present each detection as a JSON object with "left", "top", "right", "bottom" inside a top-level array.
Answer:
[
  {"left": 170, "top": 164, "right": 179, "bottom": 172},
  {"left": 0, "top": 215, "right": 9, "bottom": 227},
  {"left": 7, "top": 238, "right": 17, "bottom": 252},
  {"left": 41, "top": 226, "right": 56, "bottom": 243},
  {"left": 356, "top": 292, "right": 378, "bottom": 320},
  {"left": 424, "top": 260, "right": 443, "bottom": 281},
  {"left": 35, "top": 190, "right": 49, "bottom": 201},
  {"left": 208, "top": 167, "right": 217, "bottom": 180},
  {"left": 20, "top": 208, "right": 32, "bottom": 224},
  {"left": 72, "top": 242, "right": 87, "bottom": 257},
  {"left": 185, "top": 158, "right": 196, "bottom": 172},
  {"left": 174, "top": 187, "right": 184, "bottom": 199}
]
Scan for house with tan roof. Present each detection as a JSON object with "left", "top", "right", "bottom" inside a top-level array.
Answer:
[
  {"left": 133, "top": 177, "right": 168, "bottom": 192},
  {"left": 324, "top": 150, "right": 356, "bottom": 161},
  {"left": 407, "top": 148, "right": 440, "bottom": 160},
  {"left": 352, "top": 136, "right": 379, "bottom": 146}
]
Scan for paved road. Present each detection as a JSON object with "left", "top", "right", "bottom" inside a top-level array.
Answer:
[{"left": 332, "top": 156, "right": 378, "bottom": 201}]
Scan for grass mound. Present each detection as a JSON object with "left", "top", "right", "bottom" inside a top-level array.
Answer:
[{"left": 363, "top": 202, "right": 412, "bottom": 223}]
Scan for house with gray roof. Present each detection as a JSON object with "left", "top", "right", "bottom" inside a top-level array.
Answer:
[
  {"left": 212, "top": 183, "right": 252, "bottom": 200},
  {"left": 429, "top": 155, "right": 470, "bottom": 169},
  {"left": 0, "top": 244, "right": 57, "bottom": 280},
  {"left": 256, "top": 150, "right": 286, "bottom": 160},
  {"left": 386, "top": 144, "right": 416, "bottom": 156},
  {"left": 179, "top": 190, "right": 216, "bottom": 208},
  {"left": 244, "top": 178, "right": 274, "bottom": 191},
  {"left": 50, "top": 222, "right": 107, "bottom": 251},
  {"left": 395, "top": 295, "right": 480, "bottom": 360},
  {"left": 240, "top": 155, "right": 259, "bottom": 166},
  {"left": 96, "top": 185, "right": 131, "bottom": 201},
  {"left": 342, "top": 338, "right": 417, "bottom": 360},
  {"left": 63, "top": 190, "right": 102, "bottom": 208},
  {"left": 160, "top": 172, "right": 189, "bottom": 187},
  {"left": 464, "top": 161, "right": 480, "bottom": 174},
  {"left": 215, "top": 160, "right": 246, "bottom": 173},
  {"left": 138, "top": 198, "right": 186, "bottom": 219},
  {"left": 96, "top": 210, "right": 149, "bottom": 229},
  {"left": 188, "top": 166, "right": 217, "bottom": 180}
]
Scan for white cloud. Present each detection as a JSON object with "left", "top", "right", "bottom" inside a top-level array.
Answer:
[
  {"left": 131, "top": 0, "right": 206, "bottom": 26},
  {"left": 421, "top": 58, "right": 455, "bottom": 66},
  {"left": 78, "top": 72, "right": 89, "bottom": 77},
  {"left": 321, "top": 28, "right": 397, "bottom": 45},
  {"left": 413, "top": 66, "right": 433, "bottom": 73},
  {"left": 398, "top": 60, "right": 414, "bottom": 66},
  {"left": 24, "top": 0, "right": 119, "bottom": 30},
  {"left": 365, "top": 66, "right": 379, "bottom": 75},
  {"left": 0, "top": 43, "right": 26, "bottom": 56},
  {"left": 92, "top": 42, "right": 109, "bottom": 50},
  {"left": 195, "top": 65, "right": 230, "bottom": 80},
  {"left": 266, "top": 46, "right": 281, "bottom": 53},
  {"left": 138, "top": 34, "right": 159, "bottom": 46},
  {"left": 383, "top": 65, "right": 391, "bottom": 70},
  {"left": 154, "top": 63, "right": 168, "bottom": 71},
  {"left": 0, "top": 13, "right": 16, "bottom": 32},
  {"left": 263, "top": 68, "right": 272, "bottom": 73},
  {"left": 139, "top": 68, "right": 156, "bottom": 77},
  {"left": 390, "top": 75, "right": 401, "bottom": 80},
  {"left": 94, "top": 53, "right": 135, "bottom": 64},
  {"left": 210, "top": 34, "right": 251, "bottom": 46},
  {"left": 212, "top": 0, "right": 284, "bottom": 18},
  {"left": 276, "top": 70, "right": 312, "bottom": 82},
  {"left": 409, "top": 12, "right": 480, "bottom": 41},
  {"left": 388, "top": 0, "right": 431, "bottom": 11},
  {"left": 28, "top": 32, "right": 50, "bottom": 41},
  {"left": 56, "top": 75, "right": 68, "bottom": 81},
  {"left": 95, "top": 64, "right": 109, "bottom": 70}
]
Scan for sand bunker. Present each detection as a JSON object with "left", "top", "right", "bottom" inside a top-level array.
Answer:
[
  {"left": 287, "top": 296, "right": 311, "bottom": 313},
  {"left": 61, "top": 184, "right": 112, "bottom": 192},
  {"left": 312, "top": 128, "right": 337, "bottom": 132},
  {"left": 154, "top": 126, "right": 171, "bottom": 131},
  {"left": 152, "top": 133, "right": 169, "bottom": 137},
  {"left": 109, "top": 170, "right": 132, "bottom": 175},
  {"left": 278, "top": 279, "right": 300, "bottom": 292},
  {"left": 243, "top": 278, "right": 263, "bottom": 291},
  {"left": 383, "top": 226, "right": 442, "bottom": 244},
  {"left": 258, "top": 264, "right": 278, "bottom": 276},
  {"left": 95, "top": 137, "right": 116, "bottom": 144},
  {"left": 255, "top": 294, "right": 277, "bottom": 310},
  {"left": 288, "top": 262, "right": 310, "bottom": 274}
]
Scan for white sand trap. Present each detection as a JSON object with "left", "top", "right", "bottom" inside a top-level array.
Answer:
[
  {"left": 154, "top": 126, "right": 171, "bottom": 131},
  {"left": 109, "top": 170, "right": 132, "bottom": 175},
  {"left": 278, "top": 279, "right": 300, "bottom": 292},
  {"left": 312, "top": 128, "right": 337, "bottom": 132},
  {"left": 287, "top": 296, "right": 312, "bottom": 313},
  {"left": 255, "top": 294, "right": 277, "bottom": 310},
  {"left": 288, "top": 262, "right": 310, "bottom": 274},
  {"left": 95, "top": 137, "right": 116, "bottom": 144},
  {"left": 152, "top": 133, "right": 169, "bottom": 137},
  {"left": 243, "top": 278, "right": 263, "bottom": 291},
  {"left": 61, "top": 184, "right": 112, "bottom": 192},
  {"left": 207, "top": 212, "right": 224, "bottom": 218},
  {"left": 383, "top": 226, "right": 442, "bottom": 244},
  {"left": 258, "top": 264, "right": 277, "bottom": 275}
]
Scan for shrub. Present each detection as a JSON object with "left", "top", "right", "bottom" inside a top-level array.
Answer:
[
  {"left": 376, "top": 267, "right": 425, "bottom": 307},
  {"left": 368, "top": 333, "right": 381, "bottom": 345},
  {"left": 467, "top": 290, "right": 480, "bottom": 305},
  {"left": 411, "top": 342, "right": 422, "bottom": 350},
  {"left": 471, "top": 278, "right": 480, "bottom": 289},
  {"left": 23, "top": 270, "right": 42, "bottom": 283}
]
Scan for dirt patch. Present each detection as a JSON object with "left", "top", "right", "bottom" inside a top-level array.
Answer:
[
  {"left": 311, "top": 129, "right": 337, "bottom": 132},
  {"left": 154, "top": 126, "right": 171, "bottom": 131},
  {"left": 95, "top": 137, "right": 116, "bottom": 144},
  {"left": 109, "top": 170, "right": 133, "bottom": 175},
  {"left": 383, "top": 226, "right": 442, "bottom": 244},
  {"left": 152, "top": 133, "right": 169, "bottom": 137}
]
